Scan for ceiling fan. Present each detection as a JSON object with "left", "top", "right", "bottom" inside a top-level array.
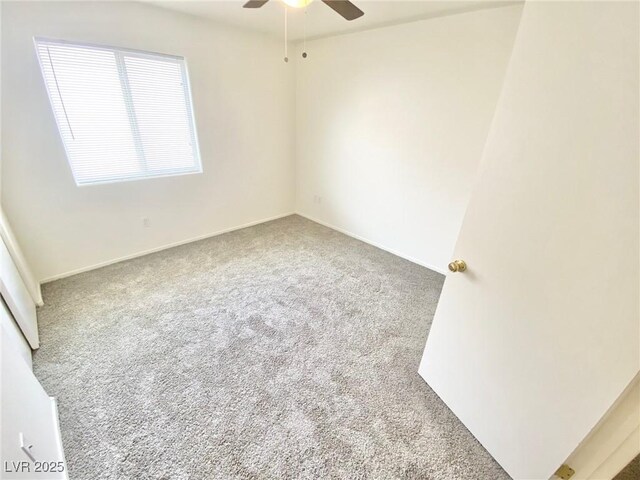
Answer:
[{"left": 243, "top": 0, "right": 364, "bottom": 21}]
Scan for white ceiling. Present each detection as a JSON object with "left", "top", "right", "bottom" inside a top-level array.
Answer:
[{"left": 147, "top": 0, "right": 519, "bottom": 42}]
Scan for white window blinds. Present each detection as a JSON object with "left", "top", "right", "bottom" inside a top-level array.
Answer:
[{"left": 35, "top": 38, "right": 202, "bottom": 185}]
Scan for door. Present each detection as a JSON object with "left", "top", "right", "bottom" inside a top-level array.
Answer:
[
  {"left": 419, "top": 2, "right": 639, "bottom": 479},
  {"left": 1, "top": 313, "right": 67, "bottom": 479},
  {"left": 0, "top": 296, "right": 32, "bottom": 368},
  {"left": 0, "top": 231, "right": 39, "bottom": 348}
]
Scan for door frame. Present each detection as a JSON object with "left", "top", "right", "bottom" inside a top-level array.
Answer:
[{"left": 561, "top": 374, "right": 639, "bottom": 479}]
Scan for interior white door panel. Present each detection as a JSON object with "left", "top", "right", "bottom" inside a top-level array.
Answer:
[
  {"left": 1, "top": 328, "right": 67, "bottom": 479},
  {"left": 419, "top": 2, "right": 639, "bottom": 479}
]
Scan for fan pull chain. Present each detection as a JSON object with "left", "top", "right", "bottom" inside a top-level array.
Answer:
[
  {"left": 302, "top": 7, "right": 308, "bottom": 59},
  {"left": 284, "top": 7, "right": 289, "bottom": 63}
]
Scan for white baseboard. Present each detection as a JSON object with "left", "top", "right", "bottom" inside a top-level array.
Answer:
[
  {"left": 295, "top": 212, "right": 448, "bottom": 275},
  {"left": 40, "top": 212, "right": 295, "bottom": 284},
  {"left": 40, "top": 210, "right": 445, "bottom": 284}
]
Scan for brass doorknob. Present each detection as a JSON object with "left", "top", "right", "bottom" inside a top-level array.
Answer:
[{"left": 448, "top": 259, "right": 467, "bottom": 273}]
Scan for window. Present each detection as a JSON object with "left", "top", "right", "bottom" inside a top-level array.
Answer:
[{"left": 34, "top": 38, "right": 202, "bottom": 185}]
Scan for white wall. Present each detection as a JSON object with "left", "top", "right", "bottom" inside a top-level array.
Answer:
[
  {"left": 1, "top": 1, "right": 295, "bottom": 282},
  {"left": 2, "top": 2, "right": 525, "bottom": 281},
  {"left": 295, "top": 5, "right": 523, "bottom": 273}
]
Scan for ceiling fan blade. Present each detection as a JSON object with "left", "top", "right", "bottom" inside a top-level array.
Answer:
[
  {"left": 321, "top": 0, "right": 364, "bottom": 21},
  {"left": 243, "top": 0, "right": 270, "bottom": 8}
]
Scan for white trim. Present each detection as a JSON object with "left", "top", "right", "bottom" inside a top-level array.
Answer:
[
  {"left": 40, "top": 212, "right": 295, "bottom": 284},
  {"left": 563, "top": 373, "right": 640, "bottom": 480},
  {"left": 40, "top": 210, "right": 447, "bottom": 284},
  {"left": 34, "top": 36, "right": 184, "bottom": 61},
  {"left": 49, "top": 397, "right": 69, "bottom": 480},
  {"left": 73, "top": 165, "right": 202, "bottom": 187},
  {"left": 295, "top": 212, "right": 448, "bottom": 275},
  {"left": 596, "top": 427, "right": 639, "bottom": 480},
  {"left": 0, "top": 209, "right": 43, "bottom": 305},
  {"left": 0, "top": 298, "right": 32, "bottom": 368}
]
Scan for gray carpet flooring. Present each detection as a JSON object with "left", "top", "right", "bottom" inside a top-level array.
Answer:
[
  {"left": 34, "top": 215, "right": 509, "bottom": 479},
  {"left": 614, "top": 455, "right": 640, "bottom": 480}
]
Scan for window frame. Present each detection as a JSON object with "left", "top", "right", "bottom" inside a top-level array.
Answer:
[{"left": 33, "top": 37, "right": 203, "bottom": 186}]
